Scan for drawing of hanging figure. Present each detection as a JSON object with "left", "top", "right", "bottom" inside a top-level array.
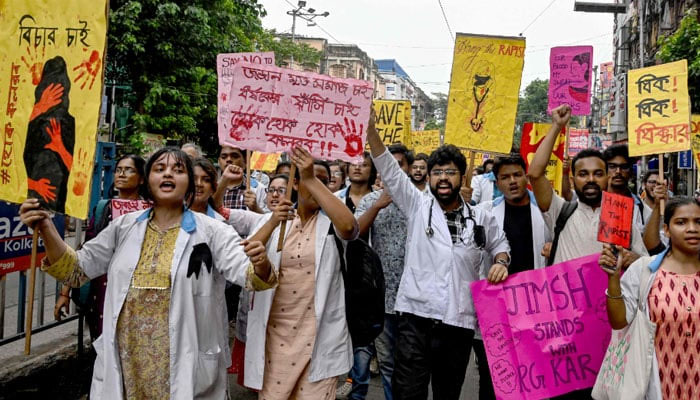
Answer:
[
  {"left": 467, "top": 60, "right": 495, "bottom": 133},
  {"left": 24, "top": 56, "right": 75, "bottom": 213}
]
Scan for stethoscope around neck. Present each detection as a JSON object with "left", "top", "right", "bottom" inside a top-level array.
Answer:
[{"left": 425, "top": 197, "right": 481, "bottom": 242}]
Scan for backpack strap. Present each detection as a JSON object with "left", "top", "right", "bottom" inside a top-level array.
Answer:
[
  {"left": 328, "top": 224, "right": 347, "bottom": 276},
  {"left": 636, "top": 197, "right": 645, "bottom": 225},
  {"left": 547, "top": 201, "right": 578, "bottom": 266}
]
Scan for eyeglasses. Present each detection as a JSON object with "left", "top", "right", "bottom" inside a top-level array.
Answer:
[
  {"left": 430, "top": 169, "right": 459, "bottom": 177},
  {"left": 266, "top": 187, "right": 287, "bottom": 195},
  {"left": 115, "top": 167, "right": 138, "bottom": 176},
  {"left": 607, "top": 163, "right": 630, "bottom": 172},
  {"left": 411, "top": 165, "right": 427, "bottom": 171}
]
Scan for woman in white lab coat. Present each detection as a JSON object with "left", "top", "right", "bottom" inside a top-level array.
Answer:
[{"left": 20, "top": 147, "right": 273, "bottom": 400}]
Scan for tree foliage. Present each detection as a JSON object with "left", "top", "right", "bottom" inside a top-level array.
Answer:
[
  {"left": 106, "top": 0, "right": 321, "bottom": 155},
  {"left": 424, "top": 92, "right": 447, "bottom": 133},
  {"left": 513, "top": 79, "right": 549, "bottom": 149},
  {"left": 657, "top": 9, "right": 700, "bottom": 112}
]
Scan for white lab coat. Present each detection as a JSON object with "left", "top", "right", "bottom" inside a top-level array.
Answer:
[
  {"left": 244, "top": 211, "right": 356, "bottom": 389},
  {"left": 372, "top": 150, "right": 510, "bottom": 329},
  {"left": 476, "top": 191, "right": 552, "bottom": 272},
  {"left": 78, "top": 209, "right": 252, "bottom": 400},
  {"left": 470, "top": 173, "right": 495, "bottom": 204}
]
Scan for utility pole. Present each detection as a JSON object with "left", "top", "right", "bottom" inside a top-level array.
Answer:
[{"left": 286, "top": 1, "right": 329, "bottom": 67}]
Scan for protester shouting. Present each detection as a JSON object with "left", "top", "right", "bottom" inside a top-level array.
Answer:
[
  {"left": 366, "top": 110, "right": 510, "bottom": 400},
  {"left": 20, "top": 147, "right": 271, "bottom": 399},
  {"left": 243, "top": 146, "right": 358, "bottom": 399},
  {"left": 600, "top": 196, "right": 700, "bottom": 399}
]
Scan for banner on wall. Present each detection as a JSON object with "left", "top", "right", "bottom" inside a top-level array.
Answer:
[
  {"left": 444, "top": 33, "right": 525, "bottom": 154},
  {"left": 0, "top": 1, "right": 109, "bottom": 218}
]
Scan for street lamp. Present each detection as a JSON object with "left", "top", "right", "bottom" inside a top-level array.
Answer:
[{"left": 286, "top": 1, "right": 329, "bottom": 65}]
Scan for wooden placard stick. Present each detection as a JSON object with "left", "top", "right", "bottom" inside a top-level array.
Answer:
[
  {"left": 24, "top": 229, "right": 39, "bottom": 355},
  {"left": 659, "top": 154, "right": 665, "bottom": 216},
  {"left": 276, "top": 163, "right": 297, "bottom": 252},
  {"left": 245, "top": 150, "right": 251, "bottom": 190},
  {"left": 465, "top": 150, "right": 477, "bottom": 187}
]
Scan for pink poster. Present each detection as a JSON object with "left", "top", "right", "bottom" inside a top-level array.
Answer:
[
  {"left": 224, "top": 62, "right": 374, "bottom": 162},
  {"left": 548, "top": 46, "right": 593, "bottom": 115},
  {"left": 568, "top": 128, "right": 590, "bottom": 156},
  {"left": 471, "top": 254, "right": 611, "bottom": 400},
  {"left": 217, "top": 52, "right": 275, "bottom": 147},
  {"left": 110, "top": 199, "right": 152, "bottom": 220}
]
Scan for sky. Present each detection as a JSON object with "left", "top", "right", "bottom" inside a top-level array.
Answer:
[{"left": 258, "top": 0, "right": 616, "bottom": 97}]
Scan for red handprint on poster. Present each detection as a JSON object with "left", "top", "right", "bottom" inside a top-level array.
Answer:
[{"left": 72, "top": 50, "right": 101, "bottom": 90}]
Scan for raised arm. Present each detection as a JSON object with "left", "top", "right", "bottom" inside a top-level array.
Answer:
[
  {"left": 212, "top": 164, "right": 243, "bottom": 209},
  {"left": 20, "top": 199, "right": 67, "bottom": 262},
  {"left": 291, "top": 147, "right": 358, "bottom": 240},
  {"left": 527, "top": 105, "right": 571, "bottom": 212},
  {"left": 643, "top": 182, "right": 668, "bottom": 254},
  {"left": 355, "top": 191, "right": 392, "bottom": 237}
]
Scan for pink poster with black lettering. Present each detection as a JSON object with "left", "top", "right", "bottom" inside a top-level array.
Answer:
[
  {"left": 471, "top": 254, "right": 611, "bottom": 399},
  {"left": 223, "top": 62, "right": 373, "bottom": 163},
  {"left": 548, "top": 46, "right": 593, "bottom": 115}
]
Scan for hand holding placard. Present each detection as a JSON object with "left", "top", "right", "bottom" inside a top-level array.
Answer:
[{"left": 597, "top": 192, "right": 634, "bottom": 249}]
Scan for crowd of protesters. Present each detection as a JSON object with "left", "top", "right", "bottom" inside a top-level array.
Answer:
[{"left": 24, "top": 104, "right": 700, "bottom": 400}]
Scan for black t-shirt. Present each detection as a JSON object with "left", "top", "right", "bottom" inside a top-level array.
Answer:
[{"left": 503, "top": 202, "right": 534, "bottom": 274}]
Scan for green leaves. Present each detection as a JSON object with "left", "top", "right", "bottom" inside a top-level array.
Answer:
[{"left": 656, "top": 9, "right": 700, "bottom": 111}]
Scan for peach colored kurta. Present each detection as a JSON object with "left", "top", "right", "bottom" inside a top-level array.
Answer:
[{"left": 259, "top": 213, "right": 336, "bottom": 400}]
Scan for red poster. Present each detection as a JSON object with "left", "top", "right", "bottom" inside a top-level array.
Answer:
[{"left": 597, "top": 192, "right": 634, "bottom": 248}]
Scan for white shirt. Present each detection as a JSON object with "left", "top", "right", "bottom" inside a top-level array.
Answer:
[
  {"left": 372, "top": 149, "right": 510, "bottom": 329},
  {"left": 80, "top": 209, "right": 252, "bottom": 400}
]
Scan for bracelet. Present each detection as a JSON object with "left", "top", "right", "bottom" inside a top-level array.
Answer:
[{"left": 605, "top": 289, "right": 623, "bottom": 300}]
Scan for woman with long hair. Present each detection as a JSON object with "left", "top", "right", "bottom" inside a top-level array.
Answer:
[
  {"left": 21, "top": 147, "right": 272, "bottom": 399},
  {"left": 600, "top": 196, "right": 700, "bottom": 399}
]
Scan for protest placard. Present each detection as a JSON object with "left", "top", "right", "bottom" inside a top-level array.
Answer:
[
  {"left": 0, "top": 201, "right": 64, "bottom": 276},
  {"left": 0, "top": 1, "right": 108, "bottom": 219},
  {"left": 597, "top": 192, "right": 634, "bottom": 248},
  {"left": 217, "top": 52, "right": 275, "bottom": 146},
  {"left": 521, "top": 122, "right": 566, "bottom": 195},
  {"left": 373, "top": 100, "right": 411, "bottom": 146},
  {"left": 222, "top": 62, "right": 373, "bottom": 163},
  {"left": 548, "top": 46, "right": 593, "bottom": 116},
  {"left": 444, "top": 33, "right": 525, "bottom": 154},
  {"left": 250, "top": 151, "right": 281, "bottom": 172},
  {"left": 627, "top": 60, "right": 691, "bottom": 156},
  {"left": 599, "top": 62, "right": 614, "bottom": 89},
  {"left": 411, "top": 130, "right": 440, "bottom": 155},
  {"left": 110, "top": 199, "right": 152, "bottom": 220},
  {"left": 690, "top": 114, "right": 700, "bottom": 166},
  {"left": 471, "top": 254, "right": 611, "bottom": 400},
  {"left": 568, "top": 128, "right": 589, "bottom": 156}
]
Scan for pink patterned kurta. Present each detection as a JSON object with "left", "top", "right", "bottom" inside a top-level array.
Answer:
[{"left": 648, "top": 268, "right": 700, "bottom": 400}]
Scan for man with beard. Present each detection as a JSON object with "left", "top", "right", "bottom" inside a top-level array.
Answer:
[
  {"left": 529, "top": 106, "right": 647, "bottom": 399},
  {"left": 474, "top": 155, "right": 551, "bottom": 399},
  {"left": 641, "top": 170, "right": 661, "bottom": 210},
  {"left": 366, "top": 112, "right": 510, "bottom": 400},
  {"left": 602, "top": 144, "right": 651, "bottom": 234},
  {"left": 409, "top": 153, "right": 429, "bottom": 193},
  {"left": 213, "top": 145, "right": 267, "bottom": 213},
  {"left": 530, "top": 105, "right": 646, "bottom": 267}
]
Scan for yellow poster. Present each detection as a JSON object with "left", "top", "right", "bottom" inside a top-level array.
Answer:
[
  {"left": 0, "top": 1, "right": 108, "bottom": 219},
  {"left": 690, "top": 115, "right": 700, "bottom": 166},
  {"left": 250, "top": 151, "right": 281, "bottom": 172},
  {"left": 627, "top": 60, "right": 691, "bottom": 156},
  {"left": 373, "top": 100, "right": 411, "bottom": 146},
  {"left": 444, "top": 33, "right": 525, "bottom": 154},
  {"left": 520, "top": 122, "right": 565, "bottom": 195},
  {"left": 411, "top": 130, "right": 440, "bottom": 155}
]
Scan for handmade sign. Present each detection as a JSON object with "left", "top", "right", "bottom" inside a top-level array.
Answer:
[
  {"left": 521, "top": 122, "right": 566, "bottom": 195},
  {"left": 217, "top": 52, "right": 275, "bottom": 146},
  {"left": 690, "top": 115, "right": 700, "bottom": 165},
  {"left": 250, "top": 151, "right": 281, "bottom": 172},
  {"left": 110, "top": 199, "right": 152, "bottom": 220},
  {"left": 0, "top": 201, "right": 64, "bottom": 276},
  {"left": 411, "top": 130, "right": 440, "bottom": 155},
  {"left": 373, "top": 100, "right": 411, "bottom": 146},
  {"left": 471, "top": 254, "right": 611, "bottom": 400},
  {"left": 568, "top": 128, "right": 589, "bottom": 156},
  {"left": 444, "top": 33, "right": 525, "bottom": 154},
  {"left": 223, "top": 62, "right": 373, "bottom": 162},
  {"left": 548, "top": 46, "right": 593, "bottom": 115},
  {"left": 627, "top": 60, "right": 691, "bottom": 156},
  {"left": 599, "top": 62, "right": 614, "bottom": 89},
  {"left": 0, "top": 1, "right": 108, "bottom": 219},
  {"left": 597, "top": 192, "right": 634, "bottom": 248}
]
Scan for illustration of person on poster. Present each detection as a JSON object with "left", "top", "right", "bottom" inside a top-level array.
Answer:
[{"left": 24, "top": 56, "right": 75, "bottom": 213}]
